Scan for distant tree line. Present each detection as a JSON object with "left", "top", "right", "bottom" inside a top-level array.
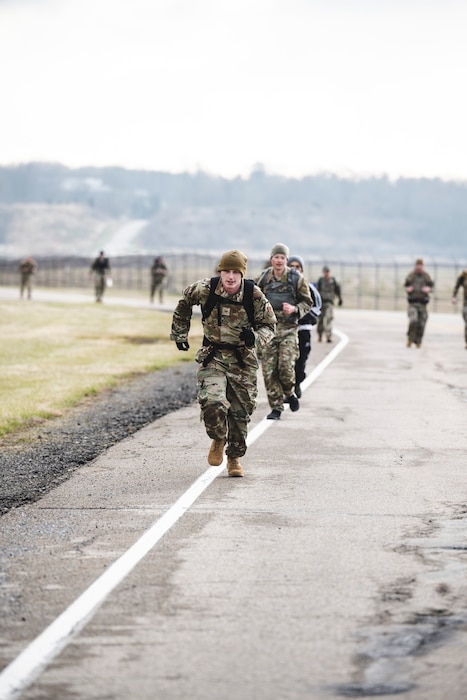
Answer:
[{"left": 0, "top": 162, "right": 466, "bottom": 259}]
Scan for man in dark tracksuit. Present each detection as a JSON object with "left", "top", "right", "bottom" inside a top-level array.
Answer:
[{"left": 288, "top": 255, "right": 322, "bottom": 398}]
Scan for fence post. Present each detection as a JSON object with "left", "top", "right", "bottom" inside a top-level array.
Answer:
[
  {"left": 357, "top": 262, "right": 362, "bottom": 309},
  {"left": 394, "top": 262, "right": 399, "bottom": 311},
  {"left": 374, "top": 263, "right": 380, "bottom": 310}
]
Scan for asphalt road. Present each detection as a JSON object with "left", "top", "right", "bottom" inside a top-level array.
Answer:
[{"left": 1, "top": 307, "right": 467, "bottom": 699}]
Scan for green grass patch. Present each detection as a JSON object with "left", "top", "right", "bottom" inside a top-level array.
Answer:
[{"left": 0, "top": 301, "right": 202, "bottom": 437}]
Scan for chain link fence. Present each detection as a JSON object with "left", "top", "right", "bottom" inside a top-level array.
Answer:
[{"left": 1, "top": 254, "right": 465, "bottom": 313}]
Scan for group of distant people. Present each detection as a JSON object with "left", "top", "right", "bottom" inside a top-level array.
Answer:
[
  {"left": 17, "top": 253, "right": 467, "bottom": 356},
  {"left": 18, "top": 251, "right": 169, "bottom": 305},
  {"left": 14, "top": 247, "right": 467, "bottom": 481},
  {"left": 170, "top": 244, "right": 344, "bottom": 477},
  {"left": 403, "top": 257, "right": 467, "bottom": 350},
  {"left": 89, "top": 251, "right": 169, "bottom": 304},
  {"left": 15, "top": 251, "right": 467, "bottom": 356},
  {"left": 170, "top": 247, "right": 467, "bottom": 478}
]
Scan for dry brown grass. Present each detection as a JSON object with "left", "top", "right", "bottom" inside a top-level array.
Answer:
[{"left": 0, "top": 300, "right": 202, "bottom": 436}]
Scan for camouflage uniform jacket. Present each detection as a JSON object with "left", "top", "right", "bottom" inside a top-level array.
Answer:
[
  {"left": 90, "top": 257, "right": 111, "bottom": 275},
  {"left": 317, "top": 276, "right": 342, "bottom": 304},
  {"left": 256, "top": 267, "right": 312, "bottom": 337},
  {"left": 170, "top": 277, "right": 276, "bottom": 363},
  {"left": 453, "top": 271, "right": 467, "bottom": 303},
  {"left": 151, "top": 260, "right": 168, "bottom": 282},
  {"left": 404, "top": 270, "right": 434, "bottom": 304},
  {"left": 19, "top": 259, "right": 37, "bottom": 275}
]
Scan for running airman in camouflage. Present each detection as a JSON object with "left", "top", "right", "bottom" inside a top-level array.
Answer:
[
  {"left": 89, "top": 250, "right": 111, "bottom": 303},
  {"left": 451, "top": 269, "right": 467, "bottom": 348},
  {"left": 404, "top": 258, "right": 434, "bottom": 348},
  {"left": 316, "top": 266, "right": 342, "bottom": 342},
  {"left": 170, "top": 249, "right": 276, "bottom": 476},
  {"left": 18, "top": 256, "right": 38, "bottom": 299},
  {"left": 256, "top": 243, "right": 312, "bottom": 419}
]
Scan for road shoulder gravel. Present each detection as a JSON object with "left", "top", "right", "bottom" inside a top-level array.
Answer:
[{"left": 0, "top": 363, "right": 198, "bottom": 516}]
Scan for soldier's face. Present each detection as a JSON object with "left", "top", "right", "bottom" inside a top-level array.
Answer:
[
  {"left": 271, "top": 254, "right": 287, "bottom": 276},
  {"left": 220, "top": 270, "right": 242, "bottom": 295},
  {"left": 289, "top": 261, "right": 302, "bottom": 273}
]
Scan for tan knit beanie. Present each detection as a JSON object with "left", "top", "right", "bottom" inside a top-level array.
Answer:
[
  {"left": 270, "top": 243, "right": 289, "bottom": 258},
  {"left": 217, "top": 249, "right": 247, "bottom": 277}
]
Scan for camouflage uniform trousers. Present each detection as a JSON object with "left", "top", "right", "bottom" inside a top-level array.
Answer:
[
  {"left": 407, "top": 303, "right": 428, "bottom": 344},
  {"left": 197, "top": 351, "right": 258, "bottom": 458},
  {"left": 462, "top": 303, "right": 467, "bottom": 344},
  {"left": 317, "top": 301, "right": 334, "bottom": 337},
  {"left": 20, "top": 274, "right": 33, "bottom": 299},
  {"left": 94, "top": 273, "right": 106, "bottom": 301},
  {"left": 261, "top": 330, "right": 299, "bottom": 411},
  {"left": 150, "top": 277, "right": 166, "bottom": 303}
]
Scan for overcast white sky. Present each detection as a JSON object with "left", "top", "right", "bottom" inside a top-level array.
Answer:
[{"left": 1, "top": 0, "right": 466, "bottom": 180}]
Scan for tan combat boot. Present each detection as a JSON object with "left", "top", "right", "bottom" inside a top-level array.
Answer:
[
  {"left": 227, "top": 456, "right": 244, "bottom": 477},
  {"left": 208, "top": 438, "right": 225, "bottom": 466}
]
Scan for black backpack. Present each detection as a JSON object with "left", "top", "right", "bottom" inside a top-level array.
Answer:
[{"left": 201, "top": 276, "right": 257, "bottom": 329}]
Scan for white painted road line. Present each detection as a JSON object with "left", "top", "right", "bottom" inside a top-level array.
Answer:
[
  {"left": 0, "top": 330, "right": 349, "bottom": 700},
  {"left": 301, "top": 328, "right": 349, "bottom": 392}
]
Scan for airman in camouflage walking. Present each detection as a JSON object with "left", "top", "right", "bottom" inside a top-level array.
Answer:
[
  {"left": 170, "top": 250, "right": 276, "bottom": 477},
  {"left": 18, "top": 256, "right": 38, "bottom": 299},
  {"left": 89, "top": 250, "right": 111, "bottom": 303},
  {"left": 404, "top": 258, "right": 434, "bottom": 348},
  {"left": 257, "top": 243, "right": 312, "bottom": 420},
  {"left": 316, "top": 265, "right": 342, "bottom": 343},
  {"left": 451, "top": 269, "right": 467, "bottom": 349},
  {"left": 150, "top": 255, "right": 168, "bottom": 304}
]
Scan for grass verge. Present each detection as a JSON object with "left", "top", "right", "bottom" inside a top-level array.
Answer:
[{"left": 0, "top": 300, "right": 202, "bottom": 437}]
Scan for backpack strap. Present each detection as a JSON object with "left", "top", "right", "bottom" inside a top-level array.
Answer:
[
  {"left": 288, "top": 267, "right": 299, "bottom": 295},
  {"left": 201, "top": 277, "right": 221, "bottom": 322},
  {"left": 256, "top": 268, "right": 269, "bottom": 290},
  {"left": 242, "top": 278, "right": 256, "bottom": 329}
]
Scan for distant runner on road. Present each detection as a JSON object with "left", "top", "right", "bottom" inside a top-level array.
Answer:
[{"left": 89, "top": 250, "right": 111, "bottom": 303}]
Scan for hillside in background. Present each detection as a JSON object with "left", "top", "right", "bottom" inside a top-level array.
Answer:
[{"left": 0, "top": 162, "right": 466, "bottom": 261}]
